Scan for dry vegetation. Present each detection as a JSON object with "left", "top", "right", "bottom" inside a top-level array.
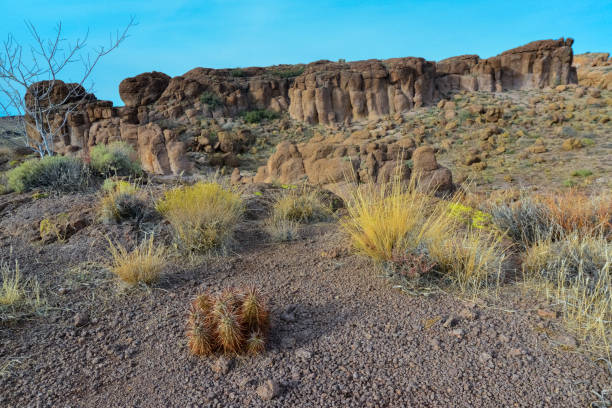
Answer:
[
  {"left": 156, "top": 181, "right": 244, "bottom": 254},
  {"left": 107, "top": 235, "right": 167, "bottom": 285}
]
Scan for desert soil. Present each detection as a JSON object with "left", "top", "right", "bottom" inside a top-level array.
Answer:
[{"left": 0, "top": 190, "right": 610, "bottom": 407}]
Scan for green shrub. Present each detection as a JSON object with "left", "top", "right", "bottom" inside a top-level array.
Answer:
[
  {"left": 242, "top": 110, "right": 280, "bottom": 123},
  {"left": 230, "top": 69, "right": 246, "bottom": 77},
  {"left": 200, "top": 92, "right": 223, "bottom": 110},
  {"left": 90, "top": 142, "right": 141, "bottom": 178},
  {"left": 275, "top": 67, "right": 305, "bottom": 78},
  {"left": 7, "top": 155, "right": 89, "bottom": 193},
  {"left": 571, "top": 169, "right": 593, "bottom": 178}
]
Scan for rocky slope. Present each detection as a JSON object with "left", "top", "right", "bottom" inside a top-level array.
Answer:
[{"left": 19, "top": 38, "right": 578, "bottom": 176}]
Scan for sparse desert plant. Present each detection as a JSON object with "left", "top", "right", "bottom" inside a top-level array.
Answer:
[
  {"left": 7, "top": 155, "right": 89, "bottom": 193},
  {"left": 107, "top": 235, "right": 166, "bottom": 285},
  {"left": 39, "top": 212, "right": 70, "bottom": 242},
  {"left": 539, "top": 190, "right": 611, "bottom": 238},
  {"left": 156, "top": 182, "right": 244, "bottom": 253},
  {"left": 523, "top": 234, "right": 611, "bottom": 355},
  {"left": 274, "top": 67, "right": 305, "bottom": 78},
  {"left": 99, "top": 180, "right": 150, "bottom": 223},
  {"left": 242, "top": 109, "right": 279, "bottom": 123},
  {"left": 0, "top": 262, "right": 45, "bottom": 322},
  {"left": 571, "top": 169, "right": 593, "bottom": 178},
  {"left": 271, "top": 187, "right": 332, "bottom": 223},
  {"left": 264, "top": 215, "right": 300, "bottom": 242},
  {"left": 90, "top": 141, "right": 142, "bottom": 177},
  {"left": 200, "top": 91, "right": 223, "bottom": 110},
  {"left": 490, "top": 197, "right": 560, "bottom": 247},
  {"left": 186, "top": 287, "right": 269, "bottom": 356}
]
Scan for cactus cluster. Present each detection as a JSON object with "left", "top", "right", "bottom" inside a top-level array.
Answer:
[{"left": 187, "top": 287, "right": 269, "bottom": 356}]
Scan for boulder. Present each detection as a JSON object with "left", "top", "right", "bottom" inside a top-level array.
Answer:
[{"left": 119, "top": 71, "right": 171, "bottom": 107}]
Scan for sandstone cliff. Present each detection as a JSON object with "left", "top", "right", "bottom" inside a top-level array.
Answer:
[{"left": 27, "top": 38, "right": 577, "bottom": 175}]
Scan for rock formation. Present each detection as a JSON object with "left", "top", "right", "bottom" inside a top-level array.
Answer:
[
  {"left": 26, "top": 38, "right": 577, "bottom": 175},
  {"left": 253, "top": 130, "right": 453, "bottom": 194},
  {"left": 573, "top": 53, "right": 611, "bottom": 90}
]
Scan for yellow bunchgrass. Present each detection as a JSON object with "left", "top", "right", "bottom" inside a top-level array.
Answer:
[
  {"left": 1, "top": 262, "right": 44, "bottom": 321},
  {"left": 107, "top": 235, "right": 166, "bottom": 285},
  {"left": 523, "top": 234, "right": 611, "bottom": 356},
  {"left": 156, "top": 182, "right": 244, "bottom": 253},
  {"left": 271, "top": 187, "right": 331, "bottom": 223},
  {"left": 341, "top": 176, "right": 506, "bottom": 292},
  {"left": 1, "top": 263, "right": 23, "bottom": 306}
]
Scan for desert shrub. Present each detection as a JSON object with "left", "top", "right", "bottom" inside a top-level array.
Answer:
[
  {"left": 1, "top": 262, "right": 45, "bottom": 322},
  {"left": 156, "top": 182, "right": 244, "bottom": 253},
  {"left": 99, "top": 180, "right": 150, "bottom": 223},
  {"left": 446, "top": 202, "right": 492, "bottom": 230},
  {"left": 230, "top": 68, "right": 246, "bottom": 77},
  {"left": 186, "top": 287, "right": 269, "bottom": 356},
  {"left": 200, "top": 91, "right": 223, "bottom": 109},
  {"left": 264, "top": 216, "right": 300, "bottom": 242},
  {"left": 342, "top": 178, "right": 506, "bottom": 292},
  {"left": 7, "top": 155, "right": 89, "bottom": 193},
  {"left": 242, "top": 109, "right": 279, "bottom": 123},
  {"left": 39, "top": 212, "right": 70, "bottom": 242},
  {"left": 90, "top": 141, "right": 141, "bottom": 177},
  {"left": 271, "top": 187, "right": 332, "bottom": 223},
  {"left": 490, "top": 197, "right": 560, "bottom": 247},
  {"left": 540, "top": 190, "right": 611, "bottom": 238},
  {"left": 107, "top": 235, "right": 166, "bottom": 285},
  {"left": 571, "top": 169, "right": 593, "bottom": 178},
  {"left": 275, "top": 67, "right": 305, "bottom": 78},
  {"left": 523, "top": 234, "right": 611, "bottom": 354}
]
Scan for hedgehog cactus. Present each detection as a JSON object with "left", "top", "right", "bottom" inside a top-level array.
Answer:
[{"left": 186, "top": 287, "right": 269, "bottom": 357}]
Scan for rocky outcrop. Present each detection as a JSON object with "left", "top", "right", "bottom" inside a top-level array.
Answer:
[
  {"left": 253, "top": 131, "right": 453, "bottom": 194},
  {"left": 573, "top": 53, "right": 611, "bottom": 90},
  {"left": 26, "top": 38, "right": 577, "bottom": 175}
]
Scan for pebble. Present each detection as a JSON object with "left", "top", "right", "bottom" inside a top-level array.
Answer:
[
  {"left": 211, "top": 357, "right": 232, "bottom": 375},
  {"left": 256, "top": 379, "right": 281, "bottom": 400},
  {"left": 73, "top": 312, "right": 90, "bottom": 328},
  {"left": 295, "top": 348, "right": 312, "bottom": 360}
]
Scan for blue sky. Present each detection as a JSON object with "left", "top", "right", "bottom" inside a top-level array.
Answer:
[{"left": 1, "top": 0, "right": 611, "bottom": 106}]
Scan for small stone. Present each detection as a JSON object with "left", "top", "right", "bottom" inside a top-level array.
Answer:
[
  {"left": 73, "top": 312, "right": 90, "bottom": 327},
  {"left": 211, "top": 356, "right": 232, "bottom": 375},
  {"left": 508, "top": 348, "right": 525, "bottom": 357},
  {"left": 442, "top": 316, "right": 457, "bottom": 328},
  {"left": 256, "top": 379, "right": 281, "bottom": 400},
  {"left": 459, "top": 308, "right": 477, "bottom": 320},
  {"left": 295, "top": 348, "right": 312, "bottom": 360},
  {"left": 58, "top": 287, "right": 69, "bottom": 295},
  {"left": 537, "top": 309, "right": 557, "bottom": 319},
  {"left": 498, "top": 334, "right": 510, "bottom": 343},
  {"left": 479, "top": 352, "right": 492, "bottom": 363},
  {"left": 429, "top": 338, "right": 441, "bottom": 350},
  {"left": 554, "top": 334, "right": 578, "bottom": 348},
  {"left": 451, "top": 328, "right": 465, "bottom": 339}
]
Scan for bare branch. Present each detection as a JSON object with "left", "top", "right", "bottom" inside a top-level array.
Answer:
[{"left": 0, "top": 18, "right": 134, "bottom": 156}]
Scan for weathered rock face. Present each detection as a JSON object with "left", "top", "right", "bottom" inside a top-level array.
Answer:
[
  {"left": 28, "top": 38, "right": 577, "bottom": 175},
  {"left": 253, "top": 131, "right": 453, "bottom": 194},
  {"left": 573, "top": 53, "right": 612, "bottom": 90},
  {"left": 118, "top": 71, "right": 171, "bottom": 107}
]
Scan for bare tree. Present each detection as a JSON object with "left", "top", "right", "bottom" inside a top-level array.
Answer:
[{"left": 0, "top": 18, "right": 135, "bottom": 157}]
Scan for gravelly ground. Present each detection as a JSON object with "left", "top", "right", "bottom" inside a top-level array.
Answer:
[{"left": 0, "top": 191, "right": 610, "bottom": 407}]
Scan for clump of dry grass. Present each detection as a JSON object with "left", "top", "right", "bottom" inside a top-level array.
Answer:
[
  {"left": 107, "top": 235, "right": 166, "bottom": 285},
  {"left": 523, "top": 233, "right": 611, "bottom": 355},
  {"left": 99, "top": 179, "right": 149, "bottom": 223},
  {"left": 341, "top": 177, "right": 506, "bottom": 292},
  {"left": 0, "top": 262, "right": 45, "bottom": 322},
  {"left": 271, "top": 187, "right": 332, "bottom": 223},
  {"left": 156, "top": 182, "right": 244, "bottom": 253},
  {"left": 539, "top": 189, "right": 612, "bottom": 238},
  {"left": 186, "top": 287, "right": 269, "bottom": 357},
  {"left": 264, "top": 216, "right": 300, "bottom": 242}
]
